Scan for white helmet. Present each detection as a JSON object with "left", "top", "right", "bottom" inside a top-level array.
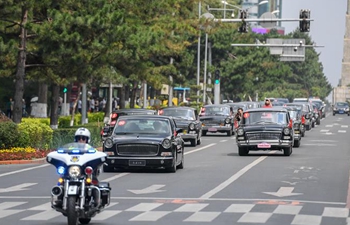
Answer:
[{"left": 74, "top": 127, "right": 91, "bottom": 143}]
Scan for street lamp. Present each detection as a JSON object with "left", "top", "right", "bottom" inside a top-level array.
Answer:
[{"left": 200, "top": 12, "right": 215, "bottom": 104}]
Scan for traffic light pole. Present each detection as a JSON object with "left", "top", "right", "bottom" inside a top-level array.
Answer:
[{"left": 63, "top": 92, "right": 67, "bottom": 116}]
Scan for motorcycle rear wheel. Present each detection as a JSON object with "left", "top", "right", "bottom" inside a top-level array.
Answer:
[{"left": 67, "top": 196, "right": 78, "bottom": 225}]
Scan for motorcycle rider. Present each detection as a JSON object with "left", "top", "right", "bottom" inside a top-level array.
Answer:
[
  {"left": 74, "top": 127, "right": 100, "bottom": 185},
  {"left": 75, "top": 127, "right": 91, "bottom": 143}
]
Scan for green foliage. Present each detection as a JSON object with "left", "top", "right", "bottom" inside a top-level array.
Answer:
[
  {"left": 18, "top": 120, "right": 53, "bottom": 150},
  {"left": 0, "top": 121, "right": 20, "bottom": 149}
]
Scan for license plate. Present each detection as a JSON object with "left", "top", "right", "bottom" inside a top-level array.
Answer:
[
  {"left": 295, "top": 131, "right": 300, "bottom": 134},
  {"left": 258, "top": 143, "right": 271, "bottom": 148},
  {"left": 189, "top": 131, "right": 196, "bottom": 134},
  {"left": 68, "top": 185, "right": 78, "bottom": 195},
  {"left": 129, "top": 160, "right": 146, "bottom": 166},
  {"left": 339, "top": 110, "right": 344, "bottom": 114},
  {"left": 208, "top": 128, "right": 217, "bottom": 132}
]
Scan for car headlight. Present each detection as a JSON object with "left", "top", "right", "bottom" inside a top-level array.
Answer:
[
  {"left": 104, "top": 138, "right": 113, "bottom": 149},
  {"left": 283, "top": 128, "right": 290, "bottom": 135},
  {"left": 68, "top": 166, "right": 81, "bottom": 178},
  {"left": 225, "top": 118, "right": 231, "bottom": 124},
  {"left": 237, "top": 128, "right": 244, "bottom": 136},
  {"left": 189, "top": 123, "right": 195, "bottom": 130},
  {"left": 162, "top": 139, "right": 172, "bottom": 149}
]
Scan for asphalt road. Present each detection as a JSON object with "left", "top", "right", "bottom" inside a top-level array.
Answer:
[{"left": 1, "top": 113, "right": 350, "bottom": 225}]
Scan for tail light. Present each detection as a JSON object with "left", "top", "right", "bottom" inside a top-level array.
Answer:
[
  {"left": 111, "top": 113, "right": 118, "bottom": 119},
  {"left": 158, "top": 109, "right": 164, "bottom": 115},
  {"left": 301, "top": 115, "right": 305, "bottom": 124},
  {"left": 85, "top": 166, "right": 93, "bottom": 175}
]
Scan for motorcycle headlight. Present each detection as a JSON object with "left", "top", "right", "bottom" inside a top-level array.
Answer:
[
  {"left": 189, "top": 123, "right": 195, "bottom": 130},
  {"left": 283, "top": 128, "right": 290, "bottom": 135},
  {"left": 104, "top": 138, "right": 113, "bottom": 149},
  {"left": 225, "top": 118, "right": 231, "bottom": 124},
  {"left": 162, "top": 139, "right": 172, "bottom": 149},
  {"left": 237, "top": 128, "right": 244, "bottom": 136},
  {"left": 68, "top": 166, "right": 81, "bottom": 178}
]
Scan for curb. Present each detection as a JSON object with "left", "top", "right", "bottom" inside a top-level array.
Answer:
[{"left": 0, "top": 158, "right": 46, "bottom": 165}]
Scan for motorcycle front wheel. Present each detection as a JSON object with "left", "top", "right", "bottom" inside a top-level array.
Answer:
[
  {"left": 79, "top": 218, "right": 91, "bottom": 224},
  {"left": 67, "top": 196, "right": 78, "bottom": 225}
]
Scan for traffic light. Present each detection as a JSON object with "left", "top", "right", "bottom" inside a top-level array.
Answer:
[
  {"left": 238, "top": 21, "right": 248, "bottom": 33},
  {"left": 299, "top": 9, "right": 310, "bottom": 32},
  {"left": 214, "top": 70, "right": 220, "bottom": 84},
  {"left": 63, "top": 87, "right": 67, "bottom": 93}
]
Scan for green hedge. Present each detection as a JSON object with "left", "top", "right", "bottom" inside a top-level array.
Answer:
[
  {"left": 0, "top": 116, "right": 103, "bottom": 150},
  {"left": 58, "top": 112, "right": 105, "bottom": 128}
]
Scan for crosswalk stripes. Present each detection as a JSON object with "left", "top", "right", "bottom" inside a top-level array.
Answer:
[{"left": 1, "top": 201, "right": 350, "bottom": 224}]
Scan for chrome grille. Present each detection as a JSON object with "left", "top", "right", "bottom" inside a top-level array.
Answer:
[
  {"left": 117, "top": 144, "right": 159, "bottom": 156},
  {"left": 246, "top": 132, "right": 281, "bottom": 140}
]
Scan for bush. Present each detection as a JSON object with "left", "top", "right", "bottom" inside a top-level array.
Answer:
[
  {"left": 0, "top": 121, "right": 20, "bottom": 149},
  {"left": 0, "top": 147, "right": 49, "bottom": 160},
  {"left": 18, "top": 120, "right": 53, "bottom": 150}
]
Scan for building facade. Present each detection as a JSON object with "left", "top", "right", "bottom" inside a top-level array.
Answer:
[{"left": 333, "top": 0, "right": 350, "bottom": 103}]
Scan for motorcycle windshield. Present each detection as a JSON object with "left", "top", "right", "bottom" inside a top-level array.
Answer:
[{"left": 57, "top": 143, "right": 96, "bottom": 154}]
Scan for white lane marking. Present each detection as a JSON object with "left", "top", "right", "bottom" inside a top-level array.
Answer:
[
  {"left": 325, "top": 125, "right": 333, "bottom": 127},
  {"left": 185, "top": 143, "right": 216, "bottom": 155},
  {"left": 199, "top": 155, "right": 269, "bottom": 199},
  {"left": 320, "top": 130, "right": 329, "bottom": 132},
  {"left": 322, "top": 207, "right": 349, "bottom": 218},
  {"left": 341, "top": 125, "right": 348, "bottom": 128},
  {"left": 338, "top": 130, "right": 347, "bottom": 133},
  {"left": 102, "top": 173, "right": 129, "bottom": 182},
  {"left": 174, "top": 203, "right": 209, "bottom": 212},
  {"left": 184, "top": 212, "right": 221, "bottom": 222},
  {"left": 220, "top": 140, "right": 228, "bottom": 142},
  {"left": 0, "top": 164, "right": 49, "bottom": 178}
]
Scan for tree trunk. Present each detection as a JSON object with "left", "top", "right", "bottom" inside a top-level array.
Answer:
[
  {"left": 50, "top": 84, "right": 60, "bottom": 129},
  {"left": 38, "top": 82, "right": 48, "bottom": 103},
  {"left": 130, "top": 81, "right": 138, "bottom": 108},
  {"left": 70, "top": 85, "right": 81, "bottom": 126},
  {"left": 13, "top": 7, "right": 28, "bottom": 124},
  {"left": 120, "top": 85, "right": 126, "bottom": 109}
]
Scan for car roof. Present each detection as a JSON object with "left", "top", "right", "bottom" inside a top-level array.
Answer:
[
  {"left": 245, "top": 107, "right": 288, "bottom": 113},
  {"left": 113, "top": 108, "right": 156, "bottom": 113},
  {"left": 161, "top": 106, "right": 195, "bottom": 110},
  {"left": 117, "top": 115, "right": 171, "bottom": 120}
]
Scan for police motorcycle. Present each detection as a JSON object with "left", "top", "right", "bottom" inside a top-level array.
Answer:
[{"left": 46, "top": 143, "right": 111, "bottom": 225}]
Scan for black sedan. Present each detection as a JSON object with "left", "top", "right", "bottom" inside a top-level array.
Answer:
[
  {"left": 284, "top": 106, "right": 303, "bottom": 147},
  {"left": 199, "top": 104, "right": 234, "bottom": 136},
  {"left": 101, "top": 108, "right": 157, "bottom": 139},
  {"left": 102, "top": 115, "right": 184, "bottom": 173},
  {"left": 235, "top": 108, "right": 294, "bottom": 156},
  {"left": 159, "top": 106, "right": 202, "bottom": 146}
]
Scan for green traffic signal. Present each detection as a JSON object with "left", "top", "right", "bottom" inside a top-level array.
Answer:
[
  {"left": 63, "top": 87, "right": 67, "bottom": 93},
  {"left": 215, "top": 79, "right": 220, "bottom": 84}
]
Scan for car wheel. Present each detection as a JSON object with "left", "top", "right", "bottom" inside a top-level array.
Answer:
[
  {"left": 238, "top": 147, "right": 249, "bottom": 156},
  {"left": 293, "top": 139, "right": 301, "bottom": 148},
  {"left": 311, "top": 122, "right": 315, "bottom": 128},
  {"left": 190, "top": 139, "right": 197, "bottom": 147},
  {"left": 301, "top": 131, "right": 305, "bottom": 137},
  {"left": 316, "top": 119, "right": 321, "bottom": 125},
  {"left": 283, "top": 146, "right": 292, "bottom": 156},
  {"left": 227, "top": 129, "right": 232, "bottom": 136},
  {"left": 197, "top": 137, "right": 201, "bottom": 145},
  {"left": 333, "top": 113, "right": 335, "bottom": 116},
  {"left": 103, "top": 165, "right": 114, "bottom": 173},
  {"left": 178, "top": 153, "right": 184, "bottom": 169},
  {"left": 202, "top": 131, "right": 207, "bottom": 136},
  {"left": 167, "top": 155, "right": 177, "bottom": 173}
]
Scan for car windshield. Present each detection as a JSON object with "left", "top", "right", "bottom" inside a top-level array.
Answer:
[
  {"left": 114, "top": 118, "right": 170, "bottom": 134},
  {"left": 203, "top": 106, "right": 230, "bottom": 116},
  {"left": 243, "top": 111, "right": 288, "bottom": 125},
  {"left": 162, "top": 109, "right": 196, "bottom": 120},
  {"left": 288, "top": 110, "right": 299, "bottom": 120},
  {"left": 336, "top": 102, "right": 348, "bottom": 107}
]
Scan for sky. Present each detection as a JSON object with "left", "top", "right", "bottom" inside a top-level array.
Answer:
[{"left": 281, "top": 0, "right": 347, "bottom": 88}]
